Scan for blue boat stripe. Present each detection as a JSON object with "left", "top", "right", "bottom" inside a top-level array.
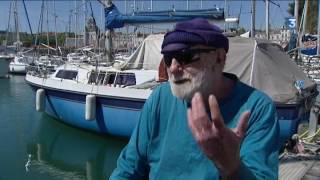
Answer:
[{"left": 30, "top": 85, "right": 145, "bottom": 110}]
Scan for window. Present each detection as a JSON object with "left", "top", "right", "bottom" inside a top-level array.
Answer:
[
  {"left": 88, "top": 71, "right": 98, "bottom": 84},
  {"left": 56, "top": 70, "right": 78, "bottom": 80},
  {"left": 97, "top": 71, "right": 106, "bottom": 85},
  {"left": 115, "top": 73, "right": 136, "bottom": 87},
  {"left": 88, "top": 71, "right": 107, "bottom": 85},
  {"left": 104, "top": 72, "right": 116, "bottom": 85}
]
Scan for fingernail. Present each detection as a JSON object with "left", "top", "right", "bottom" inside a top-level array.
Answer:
[
  {"left": 194, "top": 92, "right": 200, "bottom": 100},
  {"left": 209, "top": 95, "right": 213, "bottom": 102}
]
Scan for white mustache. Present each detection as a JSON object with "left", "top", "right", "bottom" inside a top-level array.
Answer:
[{"left": 169, "top": 74, "right": 192, "bottom": 82}]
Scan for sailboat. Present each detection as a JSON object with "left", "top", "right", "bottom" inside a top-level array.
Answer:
[{"left": 6, "top": 0, "right": 33, "bottom": 74}]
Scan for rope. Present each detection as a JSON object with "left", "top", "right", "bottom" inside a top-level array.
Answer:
[{"left": 301, "top": 128, "right": 320, "bottom": 141}]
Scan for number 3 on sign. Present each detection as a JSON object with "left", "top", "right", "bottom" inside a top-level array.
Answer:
[{"left": 288, "top": 18, "right": 296, "bottom": 29}]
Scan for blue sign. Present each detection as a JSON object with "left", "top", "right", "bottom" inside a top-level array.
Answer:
[
  {"left": 295, "top": 80, "right": 305, "bottom": 90},
  {"left": 285, "top": 17, "right": 296, "bottom": 29}
]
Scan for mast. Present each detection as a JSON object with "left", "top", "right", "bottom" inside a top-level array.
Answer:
[
  {"left": 317, "top": 0, "right": 320, "bottom": 55},
  {"left": 224, "top": 0, "right": 228, "bottom": 32},
  {"left": 83, "top": 0, "right": 87, "bottom": 46},
  {"left": 13, "top": 0, "right": 20, "bottom": 51},
  {"left": 302, "top": 0, "right": 309, "bottom": 36},
  {"left": 5, "top": 1, "right": 13, "bottom": 51},
  {"left": 46, "top": 1, "right": 49, "bottom": 55},
  {"left": 251, "top": 0, "right": 255, "bottom": 38},
  {"left": 125, "top": 0, "right": 127, "bottom": 14},
  {"left": 294, "top": 0, "right": 299, "bottom": 58},
  {"left": 187, "top": 0, "right": 189, "bottom": 11},
  {"left": 105, "top": 0, "right": 113, "bottom": 62},
  {"left": 68, "top": 10, "right": 72, "bottom": 37},
  {"left": 35, "top": 0, "right": 45, "bottom": 57},
  {"left": 74, "top": 0, "right": 78, "bottom": 49},
  {"left": 265, "top": 0, "right": 269, "bottom": 40},
  {"left": 54, "top": 0, "right": 58, "bottom": 50}
]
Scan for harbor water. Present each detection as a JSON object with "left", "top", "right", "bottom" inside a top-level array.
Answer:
[{"left": 0, "top": 75, "right": 127, "bottom": 179}]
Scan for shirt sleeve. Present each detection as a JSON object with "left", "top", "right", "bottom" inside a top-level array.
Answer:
[
  {"left": 237, "top": 101, "right": 279, "bottom": 180},
  {"left": 110, "top": 88, "right": 159, "bottom": 180}
]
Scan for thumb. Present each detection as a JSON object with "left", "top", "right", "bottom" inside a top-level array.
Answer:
[{"left": 235, "top": 111, "right": 250, "bottom": 138}]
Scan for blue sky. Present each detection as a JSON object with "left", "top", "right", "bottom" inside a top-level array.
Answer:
[{"left": 0, "top": 0, "right": 293, "bottom": 33}]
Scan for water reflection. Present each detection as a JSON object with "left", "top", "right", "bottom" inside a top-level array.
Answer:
[{"left": 26, "top": 114, "right": 127, "bottom": 180}]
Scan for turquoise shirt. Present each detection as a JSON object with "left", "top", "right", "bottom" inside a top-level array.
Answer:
[{"left": 110, "top": 76, "right": 279, "bottom": 180}]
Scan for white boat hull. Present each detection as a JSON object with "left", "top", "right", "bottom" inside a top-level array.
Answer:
[
  {"left": 26, "top": 73, "right": 153, "bottom": 137},
  {"left": 9, "top": 63, "right": 27, "bottom": 74}
]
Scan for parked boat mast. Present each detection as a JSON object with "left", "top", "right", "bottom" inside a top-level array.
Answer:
[
  {"left": 13, "top": 0, "right": 21, "bottom": 51},
  {"left": 54, "top": 0, "right": 58, "bottom": 50},
  {"left": 318, "top": 0, "right": 320, "bottom": 55},
  {"left": 5, "top": 1, "right": 13, "bottom": 53},
  {"left": 265, "top": 0, "right": 269, "bottom": 40},
  {"left": 83, "top": 0, "right": 87, "bottom": 46},
  {"left": 294, "top": 0, "right": 299, "bottom": 58},
  {"left": 251, "top": 0, "right": 255, "bottom": 38},
  {"left": 46, "top": 1, "right": 50, "bottom": 55},
  {"left": 75, "top": 0, "right": 78, "bottom": 48}
]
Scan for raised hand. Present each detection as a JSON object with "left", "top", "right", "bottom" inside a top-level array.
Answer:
[{"left": 187, "top": 92, "right": 250, "bottom": 177}]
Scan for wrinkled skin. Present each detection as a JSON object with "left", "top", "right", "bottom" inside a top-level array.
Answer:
[{"left": 187, "top": 92, "right": 250, "bottom": 178}]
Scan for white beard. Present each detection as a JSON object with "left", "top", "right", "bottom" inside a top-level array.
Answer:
[{"left": 169, "top": 66, "right": 215, "bottom": 102}]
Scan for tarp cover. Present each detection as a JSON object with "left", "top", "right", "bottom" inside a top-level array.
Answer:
[
  {"left": 119, "top": 34, "right": 164, "bottom": 71},
  {"left": 121, "top": 34, "right": 317, "bottom": 104},
  {"left": 225, "top": 37, "right": 316, "bottom": 105}
]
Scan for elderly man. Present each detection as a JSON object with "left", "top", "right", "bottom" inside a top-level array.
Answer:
[{"left": 110, "top": 18, "right": 279, "bottom": 179}]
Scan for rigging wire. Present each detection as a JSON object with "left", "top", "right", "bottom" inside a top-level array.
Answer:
[{"left": 274, "top": 0, "right": 287, "bottom": 19}]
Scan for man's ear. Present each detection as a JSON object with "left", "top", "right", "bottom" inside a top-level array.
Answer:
[{"left": 216, "top": 48, "right": 226, "bottom": 66}]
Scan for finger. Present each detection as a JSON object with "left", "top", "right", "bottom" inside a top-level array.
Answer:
[
  {"left": 235, "top": 111, "right": 250, "bottom": 138},
  {"left": 191, "top": 92, "right": 207, "bottom": 118},
  {"left": 189, "top": 93, "right": 212, "bottom": 135},
  {"left": 187, "top": 108, "right": 200, "bottom": 139},
  {"left": 208, "top": 94, "right": 225, "bottom": 129}
]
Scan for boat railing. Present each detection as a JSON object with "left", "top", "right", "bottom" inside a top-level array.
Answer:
[{"left": 26, "top": 64, "right": 55, "bottom": 78}]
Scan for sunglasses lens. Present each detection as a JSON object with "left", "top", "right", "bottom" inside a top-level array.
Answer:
[
  {"left": 180, "top": 52, "right": 195, "bottom": 64},
  {"left": 163, "top": 49, "right": 214, "bottom": 67},
  {"left": 163, "top": 54, "right": 173, "bottom": 66},
  {"left": 163, "top": 52, "right": 196, "bottom": 66}
]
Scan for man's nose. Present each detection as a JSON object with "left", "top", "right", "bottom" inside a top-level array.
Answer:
[{"left": 168, "top": 58, "right": 183, "bottom": 74}]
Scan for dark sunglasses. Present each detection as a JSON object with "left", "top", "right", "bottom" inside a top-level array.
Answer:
[{"left": 163, "top": 48, "right": 216, "bottom": 67}]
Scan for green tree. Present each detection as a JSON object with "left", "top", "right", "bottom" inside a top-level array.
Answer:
[
  {"left": 57, "top": 33, "right": 66, "bottom": 46},
  {"left": 22, "top": 35, "right": 33, "bottom": 47},
  {"left": 0, "top": 36, "right": 5, "bottom": 45},
  {"left": 288, "top": 0, "right": 318, "bottom": 34}
]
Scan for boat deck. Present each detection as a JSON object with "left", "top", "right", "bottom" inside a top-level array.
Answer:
[
  {"left": 279, "top": 131, "right": 320, "bottom": 180},
  {"left": 280, "top": 153, "right": 320, "bottom": 180}
]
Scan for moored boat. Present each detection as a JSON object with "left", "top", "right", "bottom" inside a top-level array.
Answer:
[
  {"left": 26, "top": 62, "right": 158, "bottom": 137},
  {"left": 9, "top": 54, "right": 32, "bottom": 74},
  {"left": 26, "top": 34, "right": 164, "bottom": 137}
]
